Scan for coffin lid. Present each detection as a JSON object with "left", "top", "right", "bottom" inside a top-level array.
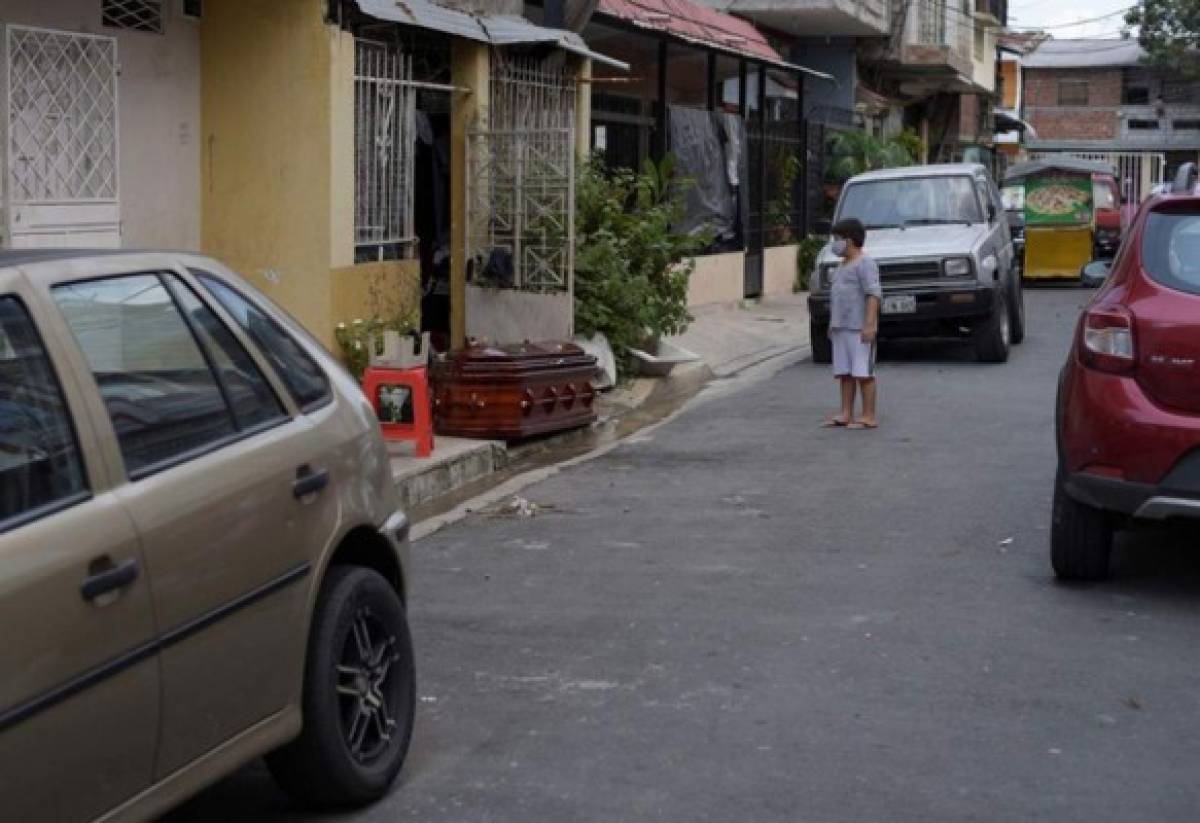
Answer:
[{"left": 436, "top": 340, "right": 598, "bottom": 374}]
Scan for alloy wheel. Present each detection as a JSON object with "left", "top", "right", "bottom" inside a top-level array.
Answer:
[{"left": 335, "top": 606, "right": 400, "bottom": 763}]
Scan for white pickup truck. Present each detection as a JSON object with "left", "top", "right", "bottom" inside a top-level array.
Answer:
[{"left": 808, "top": 163, "right": 1025, "bottom": 363}]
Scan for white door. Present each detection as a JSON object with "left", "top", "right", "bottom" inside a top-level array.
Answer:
[{"left": 4, "top": 26, "right": 120, "bottom": 249}]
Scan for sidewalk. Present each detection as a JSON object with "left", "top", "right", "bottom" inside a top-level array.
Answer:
[
  {"left": 391, "top": 291, "right": 812, "bottom": 515},
  {"left": 668, "top": 291, "right": 811, "bottom": 378}
]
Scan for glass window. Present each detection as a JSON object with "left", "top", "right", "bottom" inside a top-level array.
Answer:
[
  {"left": 1142, "top": 211, "right": 1200, "bottom": 295},
  {"left": 165, "top": 277, "right": 286, "bottom": 430},
  {"left": 194, "top": 272, "right": 331, "bottom": 411},
  {"left": 0, "top": 297, "right": 88, "bottom": 528},
  {"left": 974, "top": 180, "right": 992, "bottom": 217},
  {"left": 54, "top": 275, "right": 237, "bottom": 477},
  {"left": 1093, "top": 181, "right": 1117, "bottom": 210},
  {"left": 1001, "top": 184, "right": 1025, "bottom": 212},
  {"left": 1123, "top": 86, "right": 1150, "bottom": 106},
  {"left": 837, "top": 176, "right": 984, "bottom": 229}
]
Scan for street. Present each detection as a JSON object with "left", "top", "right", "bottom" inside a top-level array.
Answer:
[{"left": 168, "top": 288, "right": 1200, "bottom": 822}]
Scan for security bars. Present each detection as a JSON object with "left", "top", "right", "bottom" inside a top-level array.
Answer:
[
  {"left": 6, "top": 26, "right": 119, "bottom": 204},
  {"left": 102, "top": 0, "right": 164, "bottom": 34},
  {"left": 354, "top": 37, "right": 416, "bottom": 261},
  {"left": 467, "top": 53, "right": 576, "bottom": 292}
]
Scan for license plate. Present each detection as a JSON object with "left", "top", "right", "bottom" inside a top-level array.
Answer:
[{"left": 883, "top": 295, "right": 916, "bottom": 315}]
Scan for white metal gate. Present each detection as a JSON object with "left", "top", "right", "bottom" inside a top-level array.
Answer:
[
  {"left": 4, "top": 25, "right": 120, "bottom": 248},
  {"left": 467, "top": 56, "right": 575, "bottom": 292},
  {"left": 354, "top": 38, "right": 415, "bottom": 260},
  {"left": 1030, "top": 150, "right": 1166, "bottom": 204}
]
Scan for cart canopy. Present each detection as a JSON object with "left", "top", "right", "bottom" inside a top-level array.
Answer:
[{"left": 1004, "top": 158, "right": 1115, "bottom": 183}]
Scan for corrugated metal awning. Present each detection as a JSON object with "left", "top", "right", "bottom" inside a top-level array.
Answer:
[
  {"left": 481, "top": 15, "right": 630, "bottom": 70},
  {"left": 596, "top": 0, "right": 832, "bottom": 80},
  {"left": 355, "top": 0, "right": 629, "bottom": 70}
]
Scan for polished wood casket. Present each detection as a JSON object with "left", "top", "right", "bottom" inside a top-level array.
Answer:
[{"left": 431, "top": 341, "right": 598, "bottom": 439}]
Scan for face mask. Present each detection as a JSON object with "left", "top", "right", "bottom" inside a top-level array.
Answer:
[{"left": 831, "top": 238, "right": 848, "bottom": 257}]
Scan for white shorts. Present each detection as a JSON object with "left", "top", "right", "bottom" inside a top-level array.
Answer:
[{"left": 831, "top": 328, "right": 876, "bottom": 379}]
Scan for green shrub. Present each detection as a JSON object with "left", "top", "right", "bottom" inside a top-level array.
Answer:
[
  {"left": 794, "top": 235, "right": 828, "bottom": 292},
  {"left": 826, "top": 129, "right": 919, "bottom": 183},
  {"left": 574, "top": 155, "right": 710, "bottom": 377}
]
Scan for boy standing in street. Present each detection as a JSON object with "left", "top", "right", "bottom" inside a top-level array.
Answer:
[{"left": 823, "top": 218, "right": 881, "bottom": 429}]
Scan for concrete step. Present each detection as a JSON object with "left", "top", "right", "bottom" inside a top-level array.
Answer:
[{"left": 390, "top": 437, "right": 507, "bottom": 512}]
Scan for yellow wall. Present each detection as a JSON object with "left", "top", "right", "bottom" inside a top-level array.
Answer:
[
  {"left": 201, "top": 0, "right": 335, "bottom": 343},
  {"left": 1000, "top": 60, "right": 1019, "bottom": 109},
  {"left": 201, "top": 0, "right": 412, "bottom": 350},
  {"left": 450, "top": 40, "right": 490, "bottom": 349},
  {"left": 331, "top": 260, "right": 422, "bottom": 325}
]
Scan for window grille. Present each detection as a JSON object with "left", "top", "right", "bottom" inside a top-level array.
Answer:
[
  {"left": 918, "top": 0, "right": 948, "bottom": 46},
  {"left": 102, "top": 0, "right": 164, "bottom": 34},
  {"left": 354, "top": 38, "right": 415, "bottom": 261},
  {"left": 6, "top": 26, "right": 119, "bottom": 203},
  {"left": 467, "top": 54, "right": 576, "bottom": 292}
]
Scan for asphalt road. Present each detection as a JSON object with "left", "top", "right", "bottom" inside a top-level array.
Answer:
[{"left": 168, "top": 289, "right": 1200, "bottom": 822}]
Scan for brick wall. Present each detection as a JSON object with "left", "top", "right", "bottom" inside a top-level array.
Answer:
[{"left": 1024, "top": 67, "right": 1121, "bottom": 140}]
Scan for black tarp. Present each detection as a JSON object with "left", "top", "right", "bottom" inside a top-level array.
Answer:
[{"left": 669, "top": 105, "right": 736, "bottom": 242}]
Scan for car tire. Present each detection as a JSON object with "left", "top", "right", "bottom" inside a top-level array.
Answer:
[
  {"left": 267, "top": 566, "right": 416, "bottom": 809},
  {"left": 973, "top": 291, "right": 1011, "bottom": 363},
  {"left": 811, "top": 321, "right": 832, "bottom": 364},
  {"left": 1051, "top": 470, "right": 1113, "bottom": 581},
  {"left": 1008, "top": 277, "right": 1026, "bottom": 345}
]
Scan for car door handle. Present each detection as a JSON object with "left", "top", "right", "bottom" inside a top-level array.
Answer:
[
  {"left": 81, "top": 558, "right": 140, "bottom": 602},
  {"left": 293, "top": 466, "right": 330, "bottom": 500}
]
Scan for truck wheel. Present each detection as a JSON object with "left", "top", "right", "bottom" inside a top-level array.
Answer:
[
  {"left": 267, "top": 567, "right": 416, "bottom": 809},
  {"left": 1051, "top": 469, "right": 1113, "bottom": 581},
  {"left": 811, "top": 321, "right": 832, "bottom": 364},
  {"left": 973, "top": 292, "right": 1011, "bottom": 363},
  {"left": 1009, "top": 278, "right": 1026, "bottom": 345}
]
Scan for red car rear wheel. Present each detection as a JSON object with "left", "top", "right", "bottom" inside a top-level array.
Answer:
[{"left": 1051, "top": 469, "right": 1113, "bottom": 581}]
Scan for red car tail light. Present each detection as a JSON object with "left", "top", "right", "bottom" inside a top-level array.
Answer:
[{"left": 1081, "top": 306, "right": 1135, "bottom": 374}]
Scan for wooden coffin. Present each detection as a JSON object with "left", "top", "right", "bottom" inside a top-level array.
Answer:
[{"left": 431, "top": 341, "right": 599, "bottom": 439}]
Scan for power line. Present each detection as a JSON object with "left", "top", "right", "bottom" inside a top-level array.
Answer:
[{"left": 1010, "top": 5, "right": 1134, "bottom": 30}]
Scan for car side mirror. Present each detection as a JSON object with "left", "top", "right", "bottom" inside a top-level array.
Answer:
[
  {"left": 1081, "top": 259, "right": 1111, "bottom": 288},
  {"left": 987, "top": 202, "right": 997, "bottom": 223},
  {"left": 813, "top": 217, "right": 832, "bottom": 236}
]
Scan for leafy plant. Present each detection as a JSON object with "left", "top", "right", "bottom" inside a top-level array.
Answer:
[
  {"left": 794, "top": 235, "right": 828, "bottom": 292},
  {"left": 574, "top": 154, "right": 711, "bottom": 377},
  {"left": 765, "top": 150, "right": 804, "bottom": 246},
  {"left": 1126, "top": 1, "right": 1200, "bottom": 80},
  {"left": 334, "top": 312, "right": 419, "bottom": 382},
  {"left": 826, "top": 129, "right": 919, "bottom": 183}
]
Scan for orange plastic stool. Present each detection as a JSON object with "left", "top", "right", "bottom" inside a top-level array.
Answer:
[{"left": 362, "top": 365, "right": 434, "bottom": 457}]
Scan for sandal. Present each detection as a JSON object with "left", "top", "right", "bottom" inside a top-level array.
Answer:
[
  {"left": 847, "top": 420, "right": 878, "bottom": 430},
  {"left": 821, "top": 417, "right": 849, "bottom": 428}
]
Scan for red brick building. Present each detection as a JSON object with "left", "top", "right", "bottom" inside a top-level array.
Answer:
[
  {"left": 1023, "top": 66, "right": 1122, "bottom": 141},
  {"left": 1020, "top": 39, "right": 1200, "bottom": 198}
]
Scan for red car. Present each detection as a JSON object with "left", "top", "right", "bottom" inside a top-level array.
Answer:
[{"left": 1053, "top": 163, "right": 1200, "bottom": 580}]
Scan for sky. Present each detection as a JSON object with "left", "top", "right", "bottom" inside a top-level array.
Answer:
[{"left": 1007, "top": 0, "right": 1137, "bottom": 38}]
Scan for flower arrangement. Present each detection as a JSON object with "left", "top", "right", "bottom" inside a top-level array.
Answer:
[{"left": 334, "top": 311, "right": 419, "bottom": 381}]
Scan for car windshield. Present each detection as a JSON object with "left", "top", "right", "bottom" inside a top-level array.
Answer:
[
  {"left": 1093, "top": 180, "right": 1117, "bottom": 210},
  {"left": 838, "top": 175, "right": 983, "bottom": 229},
  {"left": 1002, "top": 185, "right": 1024, "bottom": 211},
  {"left": 1142, "top": 210, "right": 1200, "bottom": 295}
]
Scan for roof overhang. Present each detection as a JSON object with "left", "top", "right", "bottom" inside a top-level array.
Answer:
[
  {"left": 355, "top": 0, "right": 630, "bottom": 70},
  {"left": 594, "top": 0, "right": 832, "bottom": 80}
]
